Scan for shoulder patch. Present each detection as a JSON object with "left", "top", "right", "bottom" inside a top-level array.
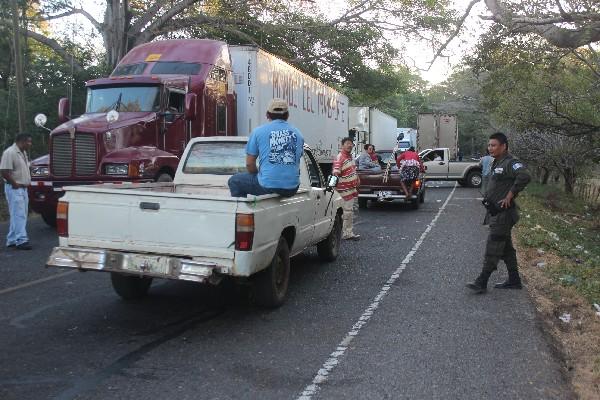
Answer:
[{"left": 512, "top": 162, "right": 524, "bottom": 170}]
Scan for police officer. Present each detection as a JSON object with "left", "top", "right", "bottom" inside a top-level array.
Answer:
[{"left": 467, "top": 132, "right": 531, "bottom": 293}]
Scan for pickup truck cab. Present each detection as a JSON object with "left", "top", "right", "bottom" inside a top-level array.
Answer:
[
  {"left": 420, "top": 148, "right": 482, "bottom": 187},
  {"left": 356, "top": 149, "right": 426, "bottom": 209},
  {"left": 46, "top": 137, "right": 344, "bottom": 308}
]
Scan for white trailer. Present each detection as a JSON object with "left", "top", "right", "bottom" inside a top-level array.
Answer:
[
  {"left": 397, "top": 128, "right": 417, "bottom": 151},
  {"left": 417, "top": 113, "right": 458, "bottom": 159},
  {"left": 348, "top": 107, "right": 397, "bottom": 154},
  {"left": 231, "top": 46, "right": 349, "bottom": 165}
]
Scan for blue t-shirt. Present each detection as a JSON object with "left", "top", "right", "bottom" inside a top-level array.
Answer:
[{"left": 246, "top": 119, "right": 305, "bottom": 190}]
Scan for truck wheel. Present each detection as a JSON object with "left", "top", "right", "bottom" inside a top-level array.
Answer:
[
  {"left": 110, "top": 273, "right": 153, "bottom": 301},
  {"left": 252, "top": 237, "right": 290, "bottom": 308},
  {"left": 317, "top": 213, "right": 342, "bottom": 262},
  {"left": 41, "top": 210, "right": 57, "bottom": 227},
  {"left": 467, "top": 171, "right": 482, "bottom": 188},
  {"left": 156, "top": 173, "right": 173, "bottom": 182},
  {"left": 358, "top": 198, "right": 368, "bottom": 209}
]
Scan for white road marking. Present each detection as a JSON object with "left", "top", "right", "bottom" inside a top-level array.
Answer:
[
  {"left": 297, "top": 184, "right": 457, "bottom": 400},
  {"left": 0, "top": 270, "right": 77, "bottom": 296}
]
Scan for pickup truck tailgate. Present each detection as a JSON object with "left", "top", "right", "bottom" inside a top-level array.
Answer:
[{"left": 65, "top": 189, "right": 237, "bottom": 257}]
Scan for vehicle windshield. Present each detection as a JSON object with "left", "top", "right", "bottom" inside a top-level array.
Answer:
[
  {"left": 183, "top": 142, "right": 247, "bottom": 175},
  {"left": 377, "top": 151, "right": 394, "bottom": 164},
  {"left": 86, "top": 86, "right": 160, "bottom": 113}
]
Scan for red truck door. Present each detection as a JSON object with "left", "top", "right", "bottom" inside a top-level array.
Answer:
[{"left": 161, "top": 79, "right": 189, "bottom": 156}]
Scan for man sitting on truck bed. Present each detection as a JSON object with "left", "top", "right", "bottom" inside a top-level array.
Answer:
[{"left": 228, "top": 98, "right": 305, "bottom": 198}]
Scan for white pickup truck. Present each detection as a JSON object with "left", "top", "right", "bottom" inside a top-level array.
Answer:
[
  {"left": 47, "top": 137, "right": 343, "bottom": 308},
  {"left": 420, "top": 148, "right": 482, "bottom": 188}
]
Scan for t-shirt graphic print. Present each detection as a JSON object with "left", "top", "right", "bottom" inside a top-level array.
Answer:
[{"left": 269, "top": 130, "right": 298, "bottom": 165}]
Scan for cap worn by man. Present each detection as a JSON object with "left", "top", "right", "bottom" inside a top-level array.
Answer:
[{"left": 267, "top": 99, "right": 289, "bottom": 114}]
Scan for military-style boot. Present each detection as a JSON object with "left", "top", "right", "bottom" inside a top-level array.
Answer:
[
  {"left": 466, "top": 272, "right": 490, "bottom": 294},
  {"left": 494, "top": 270, "right": 523, "bottom": 289}
]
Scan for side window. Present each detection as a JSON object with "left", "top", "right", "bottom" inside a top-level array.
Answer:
[
  {"left": 167, "top": 90, "right": 184, "bottom": 113},
  {"left": 304, "top": 150, "right": 323, "bottom": 188},
  {"left": 217, "top": 104, "right": 227, "bottom": 134}
]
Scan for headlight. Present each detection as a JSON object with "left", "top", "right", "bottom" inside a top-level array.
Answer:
[
  {"left": 105, "top": 163, "right": 129, "bottom": 175},
  {"left": 31, "top": 166, "right": 49, "bottom": 177}
]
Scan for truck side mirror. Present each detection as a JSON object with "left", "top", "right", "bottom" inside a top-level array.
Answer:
[
  {"left": 58, "top": 97, "right": 70, "bottom": 124},
  {"left": 184, "top": 93, "right": 197, "bottom": 120}
]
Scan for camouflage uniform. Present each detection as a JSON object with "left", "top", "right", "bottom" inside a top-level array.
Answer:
[{"left": 474, "top": 153, "right": 531, "bottom": 288}]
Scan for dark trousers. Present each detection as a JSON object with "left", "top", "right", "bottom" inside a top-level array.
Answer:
[
  {"left": 228, "top": 173, "right": 298, "bottom": 198},
  {"left": 478, "top": 208, "right": 520, "bottom": 283}
]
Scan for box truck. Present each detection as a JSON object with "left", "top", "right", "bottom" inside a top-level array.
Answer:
[
  {"left": 416, "top": 113, "right": 458, "bottom": 158},
  {"left": 348, "top": 107, "right": 397, "bottom": 156}
]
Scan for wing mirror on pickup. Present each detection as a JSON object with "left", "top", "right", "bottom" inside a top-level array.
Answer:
[{"left": 325, "top": 175, "right": 339, "bottom": 192}]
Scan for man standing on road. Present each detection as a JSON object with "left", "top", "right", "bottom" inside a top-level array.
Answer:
[
  {"left": 479, "top": 150, "right": 493, "bottom": 196},
  {"left": 228, "top": 99, "right": 304, "bottom": 198},
  {"left": 1, "top": 133, "right": 33, "bottom": 250},
  {"left": 333, "top": 137, "right": 360, "bottom": 241},
  {"left": 467, "top": 132, "right": 531, "bottom": 293}
]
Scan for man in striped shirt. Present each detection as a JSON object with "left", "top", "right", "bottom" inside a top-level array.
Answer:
[{"left": 333, "top": 137, "right": 360, "bottom": 240}]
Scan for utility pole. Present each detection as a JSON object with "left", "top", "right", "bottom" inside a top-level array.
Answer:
[{"left": 11, "top": 0, "right": 26, "bottom": 132}]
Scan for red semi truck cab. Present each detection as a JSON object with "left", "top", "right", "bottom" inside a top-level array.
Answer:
[{"left": 29, "top": 39, "right": 237, "bottom": 225}]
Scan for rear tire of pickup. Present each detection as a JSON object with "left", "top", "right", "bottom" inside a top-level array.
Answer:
[
  {"left": 110, "top": 273, "right": 153, "bottom": 301},
  {"left": 358, "top": 198, "right": 368, "bottom": 209},
  {"left": 41, "top": 210, "right": 57, "bottom": 227},
  {"left": 419, "top": 191, "right": 425, "bottom": 203},
  {"left": 317, "top": 213, "right": 342, "bottom": 262},
  {"left": 410, "top": 199, "right": 420, "bottom": 210},
  {"left": 252, "top": 237, "right": 290, "bottom": 308},
  {"left": 466, "top": 171, "right": 482, "bottom": 188}
]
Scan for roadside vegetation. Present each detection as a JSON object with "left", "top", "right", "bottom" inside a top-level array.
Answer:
[{"left": 515, "top": 182, "right": 600, "bottom": 398}]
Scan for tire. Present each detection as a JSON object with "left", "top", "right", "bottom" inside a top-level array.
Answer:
[
  {"left": 252, "top": 237, "right": 290, "bottom": 308},
  {"left": 457, "top": 179, "right": 468, "bottom": 187},
  {"left": 466, "top": 171, "right": 482, "bottom": 188},
  {"left": 419, "top": 190, "right": 425, "bottom": 203},
  {"left": 41, "top": 210, "right": 57, "bottom": 227},
  {"left": 317, "top": 213, "right": 342, "bottom": 262},
  {"left": 156, "top": 173, "right": 173, "bottom": 182},
  {"left": 110, "top": 273, "right": 153, "bottom": 300},
  {"left": 358, "top": 198, "right": 368, "bottom": 209}
]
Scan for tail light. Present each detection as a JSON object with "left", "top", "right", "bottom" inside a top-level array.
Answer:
[
  {"left": 56, "top": 201, "right": 69, "bottom": 237},
  {"left": 235, "top": 213, "right": 254, "bottom": 251},
  {"left": 414, "top": 179, "right": 421, "bottom": 188}
]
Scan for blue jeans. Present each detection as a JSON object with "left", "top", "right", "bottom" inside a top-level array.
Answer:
[
  {"left": 228, "top": 173, "right": 298, "bottom": 197},
  {"left": 4, "top": 185, "right": 29, "bottom": 246}
]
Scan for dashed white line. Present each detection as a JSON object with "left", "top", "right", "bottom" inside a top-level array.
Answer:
[{"left": 297, "top": 184, "right": 457, "bottom": 400}]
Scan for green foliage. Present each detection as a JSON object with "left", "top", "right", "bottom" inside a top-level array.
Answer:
[{"left": 516, "top": 183, "right": 600, "bottom": 304}]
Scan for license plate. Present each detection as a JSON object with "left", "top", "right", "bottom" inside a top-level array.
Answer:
[
  {"left": 123, "top": 254, "right": 170, "bottom": 275},
  {"left": 376, "top": 191, "right": 394, "bottom": 198}
]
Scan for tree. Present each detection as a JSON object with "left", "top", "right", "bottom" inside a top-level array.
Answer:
[{"left": 512, "top": 129, "right": 599, "bottom": 193}]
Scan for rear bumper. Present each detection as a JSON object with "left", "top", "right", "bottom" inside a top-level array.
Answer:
[
  {"left": 358, "top": 193, "right": 418, "bottom": 202},
  {"left": 47, "top": 246, "right": 224, "bottom": 283}
]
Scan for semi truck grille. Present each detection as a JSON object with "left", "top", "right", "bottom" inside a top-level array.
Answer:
[
  {"left": 52, "top": 135, "right": 72, "bottom": 177},
  {"left": 51, "top": 134, "right": 97, "bottom": 177},
  {"left": 75, "top": 134, "right": 97, "bottom": 176}
]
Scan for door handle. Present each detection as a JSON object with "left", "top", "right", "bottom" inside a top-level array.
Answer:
[
  {"left": 140, "top": 202, "right": 160, "bottom": 210},
  {"left": 438, "top": 162, "right": 445, "bottom": 165},
  {"left": 316, "top": 195, "right": 321, "bottom": 200}
]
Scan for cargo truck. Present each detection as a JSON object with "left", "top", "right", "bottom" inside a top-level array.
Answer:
[
  {"left": 31, "top": 40, "right": 348, "bottom": 226},
  {"left": 416, "top": 113, "right": 458, "bottom": 158},
  {"left": 348, "top": 107, "right": 397, "bottom": 156}
]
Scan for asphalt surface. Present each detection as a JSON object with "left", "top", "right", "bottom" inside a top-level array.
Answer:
[{"left": 0, "top": 183, "right": 574, "bottom": 400}]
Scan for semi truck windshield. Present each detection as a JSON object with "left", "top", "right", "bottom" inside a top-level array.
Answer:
[{"left": 86, "top": 86, "right": 160, "bottom": 113}]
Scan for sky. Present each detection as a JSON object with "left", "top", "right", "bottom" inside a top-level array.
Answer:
[{"left": 52, "top": 0, "right": 488, "bottom": 85}]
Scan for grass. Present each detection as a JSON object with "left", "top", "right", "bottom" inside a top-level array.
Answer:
[{"left": 515, "top": 182, "right": 600, "bottom": 305}]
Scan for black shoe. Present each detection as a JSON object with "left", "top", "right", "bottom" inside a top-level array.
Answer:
[
  {"left": 15, "top": 242, "right": 32, "bottom": 250},
  {"left": 494, "top": 280, "right": 522, "bottom": 289},
  {"left": 466, "top": 282, "right": 487, "bottom": 294},
  {"left": 7, "top": 244, "right": 16, "bottom": 248}
]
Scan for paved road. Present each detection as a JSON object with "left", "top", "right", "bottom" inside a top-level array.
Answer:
[{"left": 0, "top": 183, "right": 574, "bottom": 400}]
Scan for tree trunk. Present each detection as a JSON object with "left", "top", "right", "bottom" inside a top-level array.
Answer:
[
  {"left": 540, "top": 167, "right": 550, "bottom": 184},
  {"left": 11, "top": 0, "right": 26, "bottom": 132},
  {"left": 563, "top": 168, "right": 575, "bottom": 194},
  {"left": 103, "top": 0, "right": 131, "bottom": 70}
]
